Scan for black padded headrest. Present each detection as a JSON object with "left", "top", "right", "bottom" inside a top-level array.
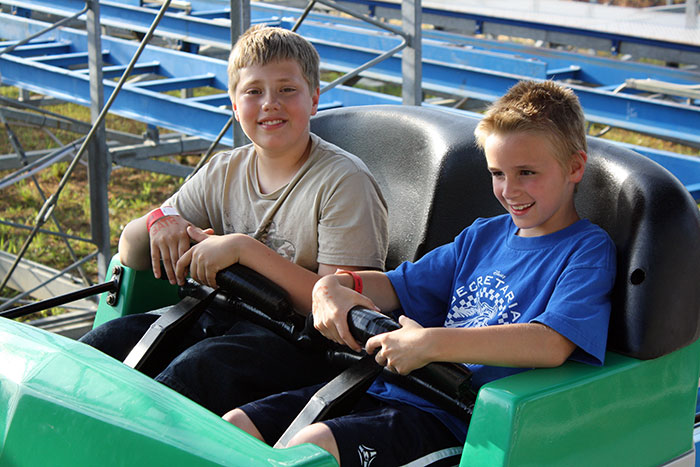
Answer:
[{"left": 311, "top": 105, "right": 700, "bottom": 360}]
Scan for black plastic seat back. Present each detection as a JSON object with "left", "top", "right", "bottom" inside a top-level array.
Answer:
[
  {"left": 311, "top": 104, "right": 700, "bottom": 360},
  {"left": 577, "top": 138, "right": 700, "bottom": 359},
  {"left": 312, "top": 105, "right": 502, "bottom": 269}
]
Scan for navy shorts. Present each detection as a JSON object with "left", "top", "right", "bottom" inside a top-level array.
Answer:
[{"left": 240, "top": 383, "right": 464, "bottom": 467}]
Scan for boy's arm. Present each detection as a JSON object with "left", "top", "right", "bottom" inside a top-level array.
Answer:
[
  {"left": 311, "top": 271, "right": 400, "bottom": 352},
  {"left": 118, "top": 209, "right": 192, "bottom": 284},
  {"left": 366, "top": 320, "right": 576, "bottom": 375},
  {"left": 174, "top": 227, "right": 376, "bottom": 316}
]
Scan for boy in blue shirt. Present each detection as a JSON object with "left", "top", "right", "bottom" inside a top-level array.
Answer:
[{"left": 224, "top": 80, "right": 616, "bottom": 466}]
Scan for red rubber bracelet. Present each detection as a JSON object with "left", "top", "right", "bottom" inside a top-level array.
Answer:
[
  {"left": 335, "top": 269, "right": 363, "bottom": 294},
  {"left": 146, "top": 206, "right": 179, "bottom": 232}
]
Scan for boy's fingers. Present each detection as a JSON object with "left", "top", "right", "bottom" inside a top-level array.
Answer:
[
  {"left": 186, "top": 224, "right": 210, "bottom": 243},
  {"left": 337, "top": 323, "right": 361, "bottom": 351},
  {"left": 398, "top": 315, "right": 420, "bottom": 328},
  {"left": 175, "top": 249, "right": 192, "bottom": 285},
  {"left": 177, "top": 236, "right": 190, "bottom": 260},
  {"left": 365, "top": 336, "right": 379, "bottom": 355},
  {"left": 151, "top": 248, "right": 162, "bottom": 279},
  {"left": 206, "top": 267, "right": 218, "bottom": 289}
]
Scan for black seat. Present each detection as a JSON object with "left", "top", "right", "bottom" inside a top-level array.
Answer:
[{"left": 312, "top": 105, "right": 503, "bottom": 270}]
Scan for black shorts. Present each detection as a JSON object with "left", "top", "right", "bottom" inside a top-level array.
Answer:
[{"left": 240, "top": 383, "right": 463, "bottom": 467}]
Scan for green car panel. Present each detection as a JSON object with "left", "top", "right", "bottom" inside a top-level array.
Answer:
[
  {"left": 0, "top": 317, "right": 336, "bottom": 466},
  {"left": 464, "top": 340, "right": 700, "bottom": 466},
  {"left": 34, "top": 255, "right": 690, "bottom": 466}
]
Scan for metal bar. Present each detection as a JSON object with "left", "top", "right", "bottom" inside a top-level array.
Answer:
[
  {"left": 290, "top": 0, "right": 316, "bottom": 32},
  {"left": 686, "top": 0, "right": 698, "bottom": 29},
  {"left": 2, "top": 41, "right": 72, "bottom": 58},
  {"left": 0, "top": 100, "right": 145, "bottom": 144},
  {"left": 0, "top": 3, "right": 87, "bottom": 56},
  {"left": 0, "top": 252, "right": 99, "bottom": 312},
  {"left": 129, "top": 73, "right": 216, "bottom": 91},
  {"left": 230, "top": 0, "right": 249, "bottom": 149},
  {"left": 320, "top": 40, "right": 407, "bottom": 94},
  {"left": 0, "top": 219, "right": 93, "bottom": 243},
  {"left": 86, "top": 0, "right": 111, "bottom": 281},
  {"left": 0, "top": 139, "right": 81, "bottom": 188},
  {"left": 401, "top": 0, "right": 421, "bottom": 106},
  {"left": 77, "top": 61, "right": 161, "bottom": 78},
  {"left": 0, "top": 279, "right": 117, "bottom": 319}
]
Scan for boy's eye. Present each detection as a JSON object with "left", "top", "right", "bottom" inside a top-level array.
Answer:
[
  {"left": 245, "top": 89, "right": 261, "bottom": 95},
  {"left": 490, "top": 171, "right": 504, "bottom": 178},
  {"left": 281, "top": 87, "right": 296, "bottom": 93},
  {"left": 520, "top": 170, "right": 535, "bottom": 176}
]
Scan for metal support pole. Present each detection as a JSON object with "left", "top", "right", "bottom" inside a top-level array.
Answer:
[
  {"left": 86, "top": 0, "right": 111, "bottom": 280},
  {"left": 230, "top": 0, "right": 250, "bottom": 148},
  {"left": 686, "top": 0, "right": 698, "bottom": 29},
  {"left": 401, "top": 0, "right": 422, "bottom": 106}
]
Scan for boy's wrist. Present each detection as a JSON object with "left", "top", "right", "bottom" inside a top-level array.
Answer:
[
  {"left": 320, "top": 270, "right": 353, "bottom": 292},
  {"left": 146, "top": 206, "right": 179, "bottom": 232},
  {"left": 335, "top": 269, "right": 363, "bottom": 294}
]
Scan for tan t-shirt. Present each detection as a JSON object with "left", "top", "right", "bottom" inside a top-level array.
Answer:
[{"left": 166, "top": 133, "right": 388, "bottom": 272}]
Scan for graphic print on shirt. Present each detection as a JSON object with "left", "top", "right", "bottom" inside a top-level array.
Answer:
[
  {"left": 249, "top": 221, "right": 296, "bottom": 261},
  {"left": 447, "top": 270, "right": 520, "bottom": 328}
]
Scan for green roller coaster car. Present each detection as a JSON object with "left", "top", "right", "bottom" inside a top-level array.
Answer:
[{"left": 2, "top": 105, "right": 700, "bottom": 466}]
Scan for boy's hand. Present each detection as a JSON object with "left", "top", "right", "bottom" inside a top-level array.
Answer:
[
  {"left": 149, "top": 215, "right": 193, "bottom": 284},
  {"left": 174, "top": 226, "right": 237, "bottom": 287},
  {"left": 365, "top": 315, "right": 428, "bottom": 375},
  {"left": 312, "top": 275, "right": 379, "bottom": 352}
]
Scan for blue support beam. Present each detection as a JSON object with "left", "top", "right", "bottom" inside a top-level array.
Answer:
[
  {"left": 0, "top": 13, "right": 403, "bottom": 147},
  {"left": 3, "top": 0, "right": 698, "bottom": 147}
]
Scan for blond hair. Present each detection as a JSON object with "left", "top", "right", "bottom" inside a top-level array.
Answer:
[
  {"left": 227, "top": 25, "right": 320, "bottom": 100},
  {"left": 474, "top": 80, "right": 587, "bottom": 168}
]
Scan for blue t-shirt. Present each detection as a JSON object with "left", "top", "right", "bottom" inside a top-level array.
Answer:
[{"left": 369, "top": 214, "right": 616, "bottom": 440}]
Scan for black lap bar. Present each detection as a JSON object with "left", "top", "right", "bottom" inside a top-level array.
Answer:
[
  {"left": 347, "top": 307, "right": 475, "bottom": 416},
  {"left": 215, "top": 264, "right": 295, "bottom": 322},
  {"left": 124, "top": 264, "right": 297, "bottom": 373}
]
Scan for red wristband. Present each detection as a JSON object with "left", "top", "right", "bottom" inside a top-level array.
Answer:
[
  {"left": 146, "top": 206, "right": 179, "bottom": 232},
  {"left": 335, "top": 269, "right": 363, "bottom": 294}
]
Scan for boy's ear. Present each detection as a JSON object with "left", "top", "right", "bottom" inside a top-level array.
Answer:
[
  {"left": 569, "top": 150, "right": 587, "bottom": 183},
  {"left": 310, "top": 87, "right": 320, "bottom": 116},
  {"left": 230, "top": 92, "right": 240, "bottom": 122}
]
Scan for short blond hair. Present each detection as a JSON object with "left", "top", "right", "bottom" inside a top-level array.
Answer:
[
  {"left": 227, "top": 25, "right": 320, "bottom": 100},
  {"left": 474, "top": 80, "right": 587, "bottom": 168}
]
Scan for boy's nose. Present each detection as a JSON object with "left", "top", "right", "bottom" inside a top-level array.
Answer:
[
  {"left": 501, "top": 178, "right": 521, "bottom": 199},
  {"left": 262, "top": 95, "right": 280, "bottom": 111}
]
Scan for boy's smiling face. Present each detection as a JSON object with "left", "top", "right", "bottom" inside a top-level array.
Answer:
[
  {"left": 485, "top": 131, "right": 586, "bottom": 237},
  {"left": 232, "top": 59, "right": 320, "bottom": 160}
]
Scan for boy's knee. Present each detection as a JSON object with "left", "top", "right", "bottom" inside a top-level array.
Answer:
[
  {"left": 287, "top": 423, "right": 340, "bottom": 463},
  {"left": 222, "top": 407, "right": 246, "bottom": 425},
  {"left": 223, "top": 408, "right": 265, "bottom": 442}
]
